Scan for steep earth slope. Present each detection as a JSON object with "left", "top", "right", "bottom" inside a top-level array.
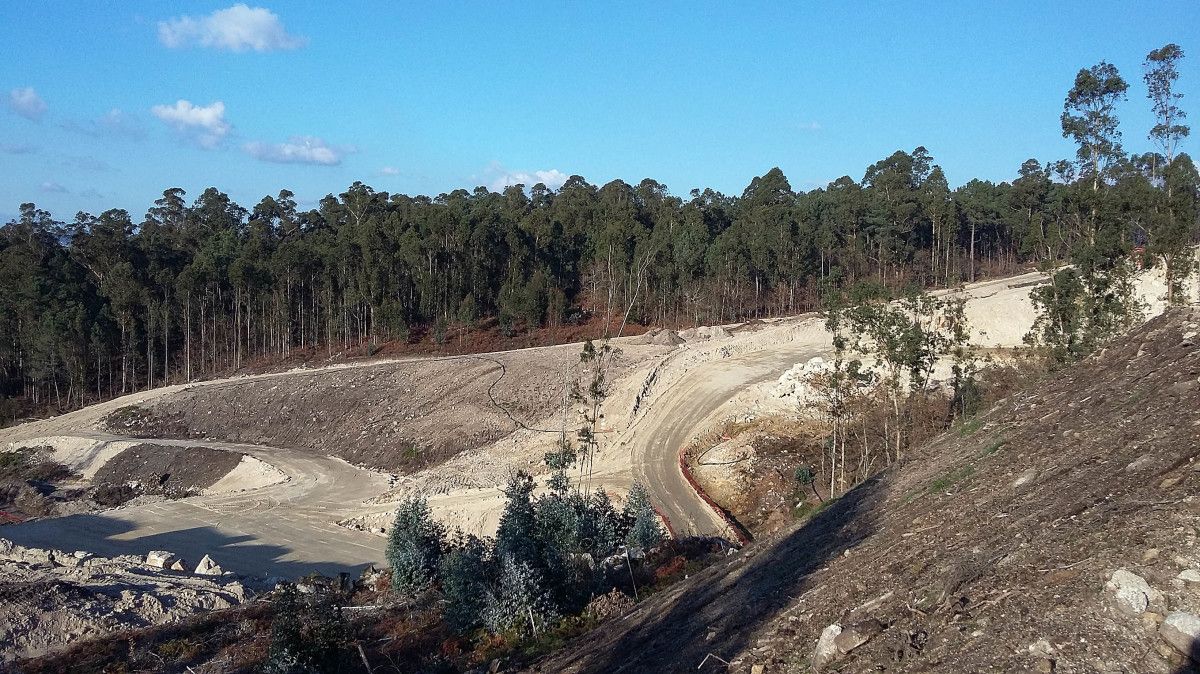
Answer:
[{"left": 527, "top": 306, "right": 1200, "bottom": 673}]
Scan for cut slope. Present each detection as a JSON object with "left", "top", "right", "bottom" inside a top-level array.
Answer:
[
  {"left": 108, "top": 344, "right": 669, "bottom": 472},
  {"left": 527, "top": 307, "right": 1200, "bottom": 673}
]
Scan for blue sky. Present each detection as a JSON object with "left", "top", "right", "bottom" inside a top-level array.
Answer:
[{"left": 2, "top": 1, "right": 1198, "bottom": 222}]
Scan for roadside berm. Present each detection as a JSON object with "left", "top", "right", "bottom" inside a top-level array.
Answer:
[{"left": 526, "top": 306, "right": 1200, "bottom": 673}]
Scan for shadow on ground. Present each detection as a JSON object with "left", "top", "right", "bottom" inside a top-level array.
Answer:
[
  {"left": 532, "top": 473, "right": 889, "bottom": 673},
  {"left": 2, "top": 513, "right": 368, "bottom": 578}
]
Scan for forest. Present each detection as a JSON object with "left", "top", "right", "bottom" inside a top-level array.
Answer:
[{"left": 1, "top": 46, "right": 1197, "bottom": 423}]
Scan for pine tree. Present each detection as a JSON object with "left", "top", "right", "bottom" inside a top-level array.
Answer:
[
  {"left": 623, "top": 481, "right": 664, "bottom": 553},
  {"left": 482, "top": 555, "right": 558, "bottom": 637},
  {"left": 385, "top": 495, "right": 445, "bottom": 597},
  {"left": 438, "top": 534, "right": 491, "bottom": 634}
]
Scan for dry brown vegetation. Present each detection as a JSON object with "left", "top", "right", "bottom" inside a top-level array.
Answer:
[{"left": 524, "top": 307, "right": 1200, "bottom": 673}]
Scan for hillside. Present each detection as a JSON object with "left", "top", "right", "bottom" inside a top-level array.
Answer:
[{"left": 527, "top": 306, "right": 1200, "bottom": 673}]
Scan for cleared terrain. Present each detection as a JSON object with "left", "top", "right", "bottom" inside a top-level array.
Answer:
[{"left": 0, "top": 269, "right": 1177, "bottom": 580}]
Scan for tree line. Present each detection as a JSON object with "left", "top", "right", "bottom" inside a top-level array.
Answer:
[{"left": 1, "top": 45, "right": 1197, "bottom": 422}]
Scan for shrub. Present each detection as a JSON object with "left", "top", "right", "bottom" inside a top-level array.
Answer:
[{"left": 385, "top": 495, "right": 445, "bottom": 597}]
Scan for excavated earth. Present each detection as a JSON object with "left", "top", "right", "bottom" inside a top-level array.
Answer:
[
  {"left": 527, "top": 307, "right": 1200, "bottom": 673},
  {"left": 107, "top": 345, "right": 669, "bottom": 473}
]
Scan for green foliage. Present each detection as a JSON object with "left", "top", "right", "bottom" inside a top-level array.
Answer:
[
  {"left": 793, "top": 465, "right": 815, "bottom": 486},
  {"left": 623, "top": 481, "right": 664, "bottom": 552},
  {"left": 385, "top": 495, "right": 445, "bottom": 597},
  {"left": 931, "top": 465, "right": 975, "bottom": 492},
  {"left": 482, "top": 556, "right": 559, "bottom": 637},
  {"left": 439, "top": 534, "right": 490, "bottom": 635},
  {"left": 264, "top": 583, "right": 346, "bottom": 674}
]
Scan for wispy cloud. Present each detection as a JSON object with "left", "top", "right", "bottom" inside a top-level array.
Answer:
[
  {"left": 63, "top": 156, "right": 115, "bottom": 172},
  {"left": 379, "top": 166, "right": 401, "bottom": 176},
  {"left": 62, "top": 108, "right": 145, "bottom": 140},
  {"left": 0, "top": 142, "right": 37, "bottom": 154},
  {"left": 158, "top": 4, "right": 307, "bottom": 52},
  {"left": 40, "top": 181, "right": 68, "bottom": 194},
  {"left": 80, "top": 188, "right": 105, "bottom": 200},
  {"left": 483, "top": 162, "right": 569, "bottom": 192},
  {"left": 799, "top": 120, "right": 822, "bottom": 131},
  {"left": 7, "top": 87, "right": 47, "bottom": 121},
  {"left": 151, "top": 100, "right": 231, "bottom": 149},
  {"left": 244, "top": 135, "right": 350, "bottom": 166}
]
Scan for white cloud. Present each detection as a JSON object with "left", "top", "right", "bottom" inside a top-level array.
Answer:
[
  {"left": 799, "top": 121, "right": 822, "bottom": 131},
  {"left": 244, "top": 136, "right": 348, "bottom": 166},
  {"left": 158, "top": 4, "right": 307, "bottom": 52},
  {"left": 151, "top": 100, "right": 230, "bottom": 148},
  {"left": 379, "top": 166, "right": 401, "bottom": 176},
  {"left": 486, "top": 164, "right": 569, "bottom": 192},
  {"left": 40, "top": 181, "right": 67, "bottom": 194},
  {"left": 8, "top": 87, "right": 47, "bottom": 121}
]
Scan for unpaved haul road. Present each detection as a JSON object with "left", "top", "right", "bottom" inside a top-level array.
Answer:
[
  {"left": 630, "top": 345, "right": 826, "bottom": 538},
  {"left": 1, "top": 432, "right": 390, "bottom": 576},
  {"left": 0, "top": 272, "right": 1053, "bottom": 574}
]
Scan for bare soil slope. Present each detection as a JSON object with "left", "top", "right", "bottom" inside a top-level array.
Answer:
[
  {"left": 109, "top": 345, "right": 667, "bottom": 472},
  {"left": 528, "top": 307, "right": 1200, "bottom": 673}
]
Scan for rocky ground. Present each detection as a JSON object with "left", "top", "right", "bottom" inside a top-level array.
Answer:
[
  {"left": 0, "top": 538, "right": 250, "bottom": 662},
  {"left": 525, "top": 306, "right": 1200, "bottom": 673}
]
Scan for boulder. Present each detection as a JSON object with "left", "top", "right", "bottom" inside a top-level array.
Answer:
[
  {"left": 834, "top": 619, "right": 884, "bottom": 655},
  {"left": 1107, "top": 569, "right": 1161, "bottom": 616},
  {"left": 194, "top": 554, "right": 223, "bottom": 576},
  {"left": 169, "top": 559, "right": 187, "bottom": 572},
  {"left": 145, "top": 550, "right": 178, "bottom": 569},
  {"left": 1160, "top": 612, "right": 1200, "bottom": 659},
  {"left": 1178, "top": 569, "right": 1200, "bottom": 586},
  {"left": 812, "top": 623, "right": 843, "bottom": 671}
]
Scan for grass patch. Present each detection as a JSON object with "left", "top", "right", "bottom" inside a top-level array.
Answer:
[
  {"left": 956, "top": 418, "right": 983, "bottom": 437},
  {"left": 931, "top": 465, "right": 975, "bottom": 492},
  {"left": 978, "top": 437, "right": 1007, "bottom": 458},
  {"left": 792, "top": 497, "right": 835, "bottom": 522}
]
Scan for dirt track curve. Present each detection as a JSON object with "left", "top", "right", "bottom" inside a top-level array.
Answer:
[{"left": 0, "top": 272, "right": 1055, "bottom": 576}]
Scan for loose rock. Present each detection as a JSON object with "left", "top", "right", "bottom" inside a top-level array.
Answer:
[
  {"left": 1160, "top": 612, "right": 1200, "bottom": 659},
  {"left": 1106, "top": 569, "right": 1161, "bottom": 616},
  {"left": 812, "top": 623, "right": 843, "bottom": 671},
  {"left": 194, "top": 554, "right": 223, "bottom": 576}
]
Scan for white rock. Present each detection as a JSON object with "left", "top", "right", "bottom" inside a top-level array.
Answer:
[
  {"left": 1178, "top": 569, "right": 1200, "bottom": 586},
  {"left": 812, "top": 623, "right": 843, "bottom": 671},
  {"left": 1106, "top": 569, "right": 1161, "bottom": 616},
  {"left": 145, "top": 550, "right": 177, "bottom": 569},
  {"left": 194, "top": 554, "right": 223, "bottom": 576},
  {"left": 1160, "top": 612, "right": 1200, "bottom": 658}
]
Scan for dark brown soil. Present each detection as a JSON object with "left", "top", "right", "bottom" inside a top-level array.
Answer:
[
  {"left": 93, "top": 444, "right": 243, "bottom": 498},
  {"left": 526, "top": 307, "right": 1200, "bottom": 673}
]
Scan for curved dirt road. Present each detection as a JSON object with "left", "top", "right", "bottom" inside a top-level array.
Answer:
[
  {"left": 629, "top": 344, "right": 827, "bottom": 538},
  {"left": 1, "top": 432, "right": 389, "bottom": 576},
  {"left": 0, "top": 272, "right": 1053, "bottom": 576}
]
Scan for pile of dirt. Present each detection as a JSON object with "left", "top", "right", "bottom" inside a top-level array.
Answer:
[
  {"left": 92, "top": 443, "right": 242, "bottom": 499},
  {"left": 636, "top": 328, "right": 686, "bottom": 346},
  {"left": 0, "top": 538, "right": 249, "bottom": 662},
  {"left": 105, "top": 343, "right": 668, "bottom": 473},
  {"left": 526, "top": 306, "right": 1200, "bottom": 673}
]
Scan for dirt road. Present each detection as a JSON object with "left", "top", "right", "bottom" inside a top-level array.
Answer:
[
  {"left": 1, "top": 271, "right": 1077, "bottom": 575},
  {"left": 629, "top": 345, "right": 827, "bottom": 537},
  {"left": 1, "top": 432, "right": 389, "bottom": 576}
]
